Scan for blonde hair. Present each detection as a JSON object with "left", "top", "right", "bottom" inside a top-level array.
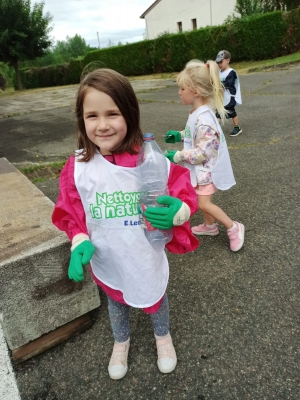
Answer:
[{"left": 177, "top": 59, "right": 226, "bottom": 121}]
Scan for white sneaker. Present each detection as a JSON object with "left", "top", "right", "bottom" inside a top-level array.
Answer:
[
  {"left": 108, "top": 339, "right": 130, "bottom": 380},
  {"left": 155, "top": 333, "right": 177, "bottom": 373}
]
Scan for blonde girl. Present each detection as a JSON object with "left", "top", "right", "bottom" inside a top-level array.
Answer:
[{"left": 165, "top": 59, "right": 245, "bottom": 251}]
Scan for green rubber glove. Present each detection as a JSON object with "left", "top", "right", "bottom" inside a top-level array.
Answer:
[
  {"left": 68, "top": 240, "right": 95, "bottom": 282},
  {"left": 165, "top": 130, "right": 182, "bottom": 143},
  {"left": 165, "top": 150, "right": 179, "bottom": 163},
  {"left": 143, "top": 195, "right": 183, "bottom": 230}
]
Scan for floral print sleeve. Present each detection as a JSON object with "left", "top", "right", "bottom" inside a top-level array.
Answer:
[{"left": 177, "top": 122, "right": 220, "bottom": 167}]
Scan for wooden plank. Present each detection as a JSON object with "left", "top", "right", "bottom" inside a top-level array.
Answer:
[{"left": 11, "top": 313, "right": 92, "bottom": 363}]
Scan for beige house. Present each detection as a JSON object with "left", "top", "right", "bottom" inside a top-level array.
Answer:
[{"left": 140, "top": 0, "right": 238, "bottom": 40}]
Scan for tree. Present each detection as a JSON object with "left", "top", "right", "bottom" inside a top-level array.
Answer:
[
  {"left": 107, "top": 39, "right": 116, "bottom": 47},
  {"left": 235, "top": 0, "right": 264, "bottom": 16},
  {"left": 54, "top": 34, "right": 91, "bottom": 61},
  {"left": 262, "top": 0, "right": 300, "bottom": 10},
  {"left": 235, "top": 0, "right": 300, "bottom": 16},
  {"left": 18, "top": 34, "right": 94, "bottom": 69},
  {"left": 67, "top": 34, "right": 91, "bottom": 58},
  {"left": 0, "top": 0, "right": 52, "bottom": 89}
]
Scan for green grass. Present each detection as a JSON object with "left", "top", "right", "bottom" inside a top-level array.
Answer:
[
  {"left": 32, "top": 177, "right": 46, "bottom": 183},
  {"left": 129, "top": 72, "right": 178, "bottom": 81},
  {"left": 137, "top": 98, "right": 155, "bottom": 103},
  {"left": 1, "top": 112, "right": 21, "bottom": 118},
  {"left": 232, "top": 52, "right": 300, "bottom": 74},
  {"left": 135, "top": 88, "right": 162, "bottom": 94},
  {"left": 0, "top": 83, "right": 78, "bottom": 97},
  {"left": 20, "top": 161, "right": 66, "bottom": 174},
  {"left": 20, "top": 161, "right": 66, "bottom": 182}
]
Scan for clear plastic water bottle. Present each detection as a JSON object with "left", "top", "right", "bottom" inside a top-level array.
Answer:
[{"left": 137, "top": 133, "right": 173, "bottom": 250}]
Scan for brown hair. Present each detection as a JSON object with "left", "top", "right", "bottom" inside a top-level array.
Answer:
[
  {"left": 75, "top": 68, "right": 143, "bottom": 161},
  {"left": 177, "top": 59, "right": 226, "bottom": 121}
]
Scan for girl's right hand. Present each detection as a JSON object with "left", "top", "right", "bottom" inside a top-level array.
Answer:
[
  {"left": 165, "top": 130, "right": 182, "bottom": 143},
  {"left": 68, "top": 241, "right": 95, "bottom": 282}
]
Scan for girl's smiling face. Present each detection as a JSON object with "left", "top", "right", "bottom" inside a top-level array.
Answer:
[{"left": 83, "top": 88, "right": 127, "bottom": 155}]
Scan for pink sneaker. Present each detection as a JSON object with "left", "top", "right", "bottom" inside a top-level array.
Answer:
[
  {"left": 192, "top": 223, "right": 219, "bottom": 236},
  {"left": 227, "top": 222, "right": 245, "bottom": 252}
]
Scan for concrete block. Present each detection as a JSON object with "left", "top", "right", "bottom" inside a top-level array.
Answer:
[{"left": 0, "top": 158, "right": 100, "bottom": 350}]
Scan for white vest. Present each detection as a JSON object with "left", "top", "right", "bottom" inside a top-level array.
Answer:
[
  {"left": 220, "top": 68, "right": 242, "bottom": 106},
  {"left": 74, "top": 152, "right": 169, "bottom": 308},
  {"left": 183, "top": 105, "right": 236, "bottom": 190}
]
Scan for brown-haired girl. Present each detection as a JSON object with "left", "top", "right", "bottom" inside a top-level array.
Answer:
[
  {"left": 52, "top": 68, "right": 198, "bottom": 380},
  {"left": 165, "top": 60, "right": 245, "bottom": 252}
]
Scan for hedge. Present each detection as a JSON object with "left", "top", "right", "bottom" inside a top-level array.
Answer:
[
  {"left": 16, "top": 8, "right": 300, "bottom": 89},
  {"left": 282, "top": 7, "right": 300, "bottom": 54}
]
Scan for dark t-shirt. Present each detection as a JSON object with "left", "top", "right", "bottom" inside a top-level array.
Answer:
[{"left": 221, "top": 69, "right": 237, "bottom": 108}]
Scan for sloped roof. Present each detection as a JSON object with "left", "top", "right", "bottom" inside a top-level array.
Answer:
[{"left": 140, "top": 0, "right": 162, "bottom": 18}]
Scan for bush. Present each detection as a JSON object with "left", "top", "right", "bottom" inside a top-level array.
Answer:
[
  {"left": 0, "top": 62, "right": 14, "bottom": 88},
  {"left": 83, "top": 41, "right": 154, "bottom": 76},
  {"left": 14, "top": 59, "right": 84, "bottom": 89},
  {"left": 229, "top": 11, "right": 287, "bottom": 61},
  {"left": 282, "top": 7, "right": 300, "bottom": 54},
  {"left": 149, "top": 32, "right": 189, "bottom": 72},
  {"left": 0, "top": 75, "right": 6, "bottom": 91}
]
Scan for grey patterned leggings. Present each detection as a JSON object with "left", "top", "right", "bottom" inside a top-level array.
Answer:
[{"left": 107, "top": 294, "right": 170, "bottom": 343}]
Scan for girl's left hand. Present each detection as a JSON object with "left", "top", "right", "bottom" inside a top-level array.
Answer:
[{"left": 164, "top": 150, "right": 180, "bottom": 163}]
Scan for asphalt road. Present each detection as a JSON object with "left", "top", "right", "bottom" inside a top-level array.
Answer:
[{"left": 1, "top": 66, "right": 299, "bottom": 400}]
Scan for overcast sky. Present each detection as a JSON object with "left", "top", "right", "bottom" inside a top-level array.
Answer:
[{"left": 32, "top": 0, "right": 154, "bottom": 48}]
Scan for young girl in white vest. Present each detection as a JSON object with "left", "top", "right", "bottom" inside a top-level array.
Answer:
[
  {"left": 164, "top": 59, "right": 245, "bottom": 252},
  {"left": 52, "top": 68, "right": 198, "bottom": 380}
]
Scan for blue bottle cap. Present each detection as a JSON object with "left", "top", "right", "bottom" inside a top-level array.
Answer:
[{"left": 143, "top": 133, "right": 154, "bottom": 141}]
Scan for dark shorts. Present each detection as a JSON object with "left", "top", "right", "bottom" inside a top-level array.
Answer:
[{"left": 216, "top": 106, "right": 237, "bottom": 119}]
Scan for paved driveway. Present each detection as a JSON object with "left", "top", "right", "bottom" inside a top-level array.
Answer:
[{"left": 1, "top": 66, "right": 299, "bottom": 400}]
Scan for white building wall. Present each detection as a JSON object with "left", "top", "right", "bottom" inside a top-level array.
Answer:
[{"left": 144, "top": 0, "right": 238, "bottom": 39}]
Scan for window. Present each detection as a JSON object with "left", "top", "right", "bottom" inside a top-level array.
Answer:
[
  {"left": 177, "top": 21, "right": 182, "bottom": 33},
  {"left": 192, "top": 18, "right": 197, "bottom": 30}
]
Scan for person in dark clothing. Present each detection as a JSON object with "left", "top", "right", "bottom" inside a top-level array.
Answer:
[{"left": 215, "top": 50, "right": 243, "bottom": 137}]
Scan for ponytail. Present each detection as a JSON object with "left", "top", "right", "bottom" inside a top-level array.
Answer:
[
  {"left": 177, "top": 59, "right": 227, "bottom": 122},
  {"left": 206, "top": 60, "right": 226, "bottom": 122}
]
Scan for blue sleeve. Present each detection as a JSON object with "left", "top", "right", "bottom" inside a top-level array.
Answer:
[{"left": 223, "top": 70, "right": 237, "bottom": 96}]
